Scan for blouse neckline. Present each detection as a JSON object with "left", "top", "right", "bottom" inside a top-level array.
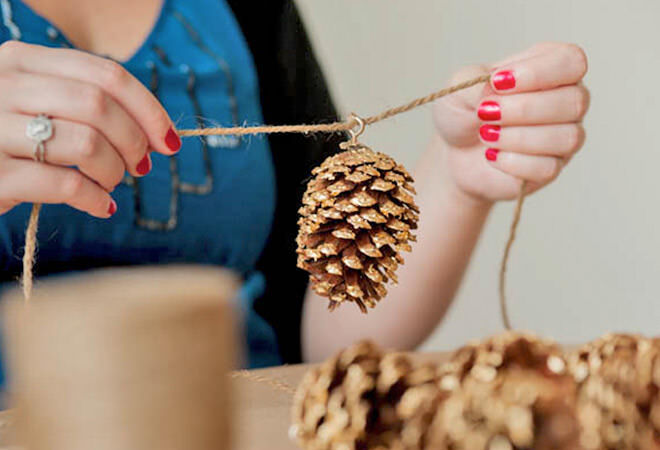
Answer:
[{"left": 13, "top": 0, "right": 170, "bottom": 65}]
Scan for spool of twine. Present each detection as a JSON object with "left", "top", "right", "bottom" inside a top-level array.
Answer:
[{"left": 1, "top": 266, "right": 238, "bottom": 450}]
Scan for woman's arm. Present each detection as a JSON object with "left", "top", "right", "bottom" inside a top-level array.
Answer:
[{"left": 302, "top": 42, "right": 589, "bottom": 361}]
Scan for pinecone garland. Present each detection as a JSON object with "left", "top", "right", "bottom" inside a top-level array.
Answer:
[
  {"left": 296, "top": 140, "right": 418, "bottom": 312},
  {"left": 291, "top": 334, "right": 660, "bottom": 449},
  {"left": 290, "top": 340, "right": 440, "bottom": 450},
  {"left": 427, "top": 332, "right": 581, "bottom": 450},
  {"left": 566, "top": 334, "right": 660, "bottom": 450}
]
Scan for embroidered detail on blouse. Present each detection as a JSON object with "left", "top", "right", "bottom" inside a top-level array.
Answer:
[
  {"left": 124, "top": 61, "right": 181, "bottom": 231},
  {"left": 0, "top": 0, "right": 21, "bottom": 40},
  {"left": 172, "top": 10, "right": 241, "bottom": 132},
  {"left": 178, "top": 64, "right": 213, "bottom": 195}
]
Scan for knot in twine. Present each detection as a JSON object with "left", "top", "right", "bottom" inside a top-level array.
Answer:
[{"left": 20, "top": 73, "right": 524, "bottom": 331}]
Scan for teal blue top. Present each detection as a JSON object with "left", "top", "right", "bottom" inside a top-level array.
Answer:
[{"left": 0, "top": 0, "right": 282, "bottom": 390}]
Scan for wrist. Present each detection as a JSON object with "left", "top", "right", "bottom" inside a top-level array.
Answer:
[
  {"left": 442, "top": 175, "right": 494, "bottom": 218},
  {"left": 443, "top": 177, "right": 494, "bottom": 221}
]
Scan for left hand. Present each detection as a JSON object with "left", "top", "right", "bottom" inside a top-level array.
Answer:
[{"left": 433, "top": 42, "right": 589, "bottom": 202}]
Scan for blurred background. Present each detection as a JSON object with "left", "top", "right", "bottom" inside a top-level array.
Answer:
[{"left": 294, "top": 0, "right": 659, "bottom": 351}]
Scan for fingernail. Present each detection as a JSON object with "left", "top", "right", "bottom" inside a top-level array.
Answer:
[
  {"left": 478, "top": 101, "right": 501, "bottom": 121},
  {"left": 492, "top": 70, "right": 516, "bottom": 90},
  {"left": 485, "top": 148, "right": 500, "bottom": 162},
  {"left": 108, "top": 199, "right": 117, "bottom": 216},
  {"left": 165, "top": 127, "right": 181, "bottom": 152},
  {"left": 136, "top": 153, "right": 151, "bottom": 175},
  {"left": 479, "top": 124, "right": 501, "bottom": 142}
]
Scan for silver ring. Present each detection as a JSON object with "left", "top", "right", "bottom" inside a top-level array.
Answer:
[{"left": 25, "top": 114, "right": 53, "bottom": 162}]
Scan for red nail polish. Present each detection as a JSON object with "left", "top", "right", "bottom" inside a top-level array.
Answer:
[
  {"left": 485, "top": 148, "right": 499, "bottom": 162},
  {"left": 480, "top": 124, "right": 501, "bottom": 142},
  {"left": 165, "top": 127, "right": 181, "bottom": 152},
  {"left": 108, "top": 199, "right": 117, "bottom": 216},
  {"left": 492, "top": 70, "right": 516, "bottom": 90},
  {"left": 136, "top": 154, "right": 151, "bottom": 175},
  {"left": 478, "top": 101, "right": 501, "bottom": 121}
]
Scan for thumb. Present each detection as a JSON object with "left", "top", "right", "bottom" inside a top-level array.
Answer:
[{"left": 433, "top": 64, "right": 493, "bottom": 148}]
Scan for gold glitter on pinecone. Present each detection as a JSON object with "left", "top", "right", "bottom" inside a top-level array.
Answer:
[
  {"left": 428, "top": 332, "right": 581, "bottom": 450},
  {"left": 290, "top": 340, "right": 440, "bottom": 450},
  {"left": 296, "top": 140, "right": 418, "bottom": 312},
  {"left": 566, "top": 333, "right": 660, "bottom": 450}
]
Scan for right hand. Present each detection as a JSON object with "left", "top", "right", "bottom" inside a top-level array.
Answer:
[{"left": 0, "top": 41, "right": 182, "bottom": 218}]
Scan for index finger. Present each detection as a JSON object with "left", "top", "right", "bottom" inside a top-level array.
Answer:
[
  {"left": 0, "top": 41, "right": 181, "bottom": 155},
  {"left": 489, "top": 43, "right": 588, "bottom": 94}
]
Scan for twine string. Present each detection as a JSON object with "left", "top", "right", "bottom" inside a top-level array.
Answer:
[
  {"left": 499, "top": 182, "right": 527, "bottom": 330},
  {"left": 229, "top": 370, "right": 296, "bottom": 395},
  {"left": 21, "top": 203, "right": 41, "bottom": 301},
  {"left": 19, "top": 73, "right": 524, "bottom": 336},
  {"left": 176, "top": 74, "right": 491, "bottom": 138}
]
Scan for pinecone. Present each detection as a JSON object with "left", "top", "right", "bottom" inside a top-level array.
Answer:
[
  {"left": 296, "top": 141, "right": 418, "bottom": 312},
  {"left": 566, "top": 333, "right": 660, "bottom": 450},
  {"left": 427, "top": 332, "right": 581, "bottom": 450},
  {"left": 290, "top": 340, "right": 440, "bottom": 450}
]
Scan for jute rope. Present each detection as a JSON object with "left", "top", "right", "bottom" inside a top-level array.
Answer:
[
  {"left": 19, "top": 73, "right": 524, "bottom": 330},
  {"left": 177, "top": 74, "right": 490, "bottom": 138},
  {"left": 499, "top": 181, "right": 527, "bottom": 330},
  {"left": 229, "top": 370, "right": 296, "bottom": 395},
  {"left": 21, "top": 203, "right": 41, "bottom": 301}
]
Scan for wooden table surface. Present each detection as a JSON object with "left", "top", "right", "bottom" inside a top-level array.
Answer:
[
  {"left": 0, "top": 352, "right": 449, "bottom": 450},
  {"left": 232, "top": 352, "right": 447, "bottom": 450}
]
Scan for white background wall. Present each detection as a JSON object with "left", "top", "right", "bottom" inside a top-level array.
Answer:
[{"left": 294, "top": 0, "right": 660, "bottom": 351}]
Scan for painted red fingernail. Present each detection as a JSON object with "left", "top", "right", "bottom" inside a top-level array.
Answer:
[
  {"left": 478, "top": 101, "right": 501, "bottom": 121},
  {"left": 165, "top": 127, "right": 181, "bottom": 152},
  {"left": 108, "top": 199, "right": 117, "bottom": 216},
  {"left": 480, "top": 124, "right": 501, "bottom": 142},
  {"left": 136, "top": 154, "right": 151, "bottom": 175},
  {"left": 485, "top": 148, "right": 499, "bottom": 162},
  {"left": 492, "top": 70, "right": 516, "bottom": 90}
]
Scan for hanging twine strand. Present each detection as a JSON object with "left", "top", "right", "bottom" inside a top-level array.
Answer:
[
  {"left": 21, "top": 203, "right": 41, "bottom": 301},
  {"left": 499, "top": 181, "right": 527, "bottom": 330},
  {"left": 20, "top": 73, "right": 525, "bottom": 334}
]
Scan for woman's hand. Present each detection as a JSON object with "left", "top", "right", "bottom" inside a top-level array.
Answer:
[
  {"left": 434, "top": 42, "right": 589, "bottom": 203},
  {"left": 0, "top": 41, "right": 181, "bottom": 217}
]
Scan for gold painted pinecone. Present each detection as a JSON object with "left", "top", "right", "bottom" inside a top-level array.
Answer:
[
  {"left": 566, "top": 333, "right": 660, "bottom": 450},
  {"left": 296, "top": 141, "right": 418, "bottom": 312},
  {"left": 290, "top": 340, "right": 440, "bottom": 450},
  {"left": 428, "top": 332, "right": 581, "bottom": 450}
]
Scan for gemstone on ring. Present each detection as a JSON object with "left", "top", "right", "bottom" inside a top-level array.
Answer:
[{"left": 26, "top": 115, "right": 53, "bottom": 143}]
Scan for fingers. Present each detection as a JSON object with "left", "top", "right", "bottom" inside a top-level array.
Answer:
[
  {"left": 1, "top": 73, "right": 151, "bottom": 178},
  {"left": 484, "top": 149, "right": 563, "bottom": 184},
  {"left": 0, "top": 41, "right": 181, "bottom": 155},
  {"left": 0, "top": 113, "right": 126, "bottom": 191},
  {"left": 0, "top": 158, "right": 116, "bottom": 218},
  {"left": 489, "top": 43, "right": 588, "bottom": 94},
  {"left": 476, "top": 43, "right": 589, "bottom": 188},
  {"left": 477, "top": 85, "right": 590, "bottom": 126},
  {"left": 479, "top": 123, "right": 585, "bottom": 157}
]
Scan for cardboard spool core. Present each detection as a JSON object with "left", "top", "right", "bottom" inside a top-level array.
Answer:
[{"left": 1, "top": 266, "right": 238, "bottom": 450}]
